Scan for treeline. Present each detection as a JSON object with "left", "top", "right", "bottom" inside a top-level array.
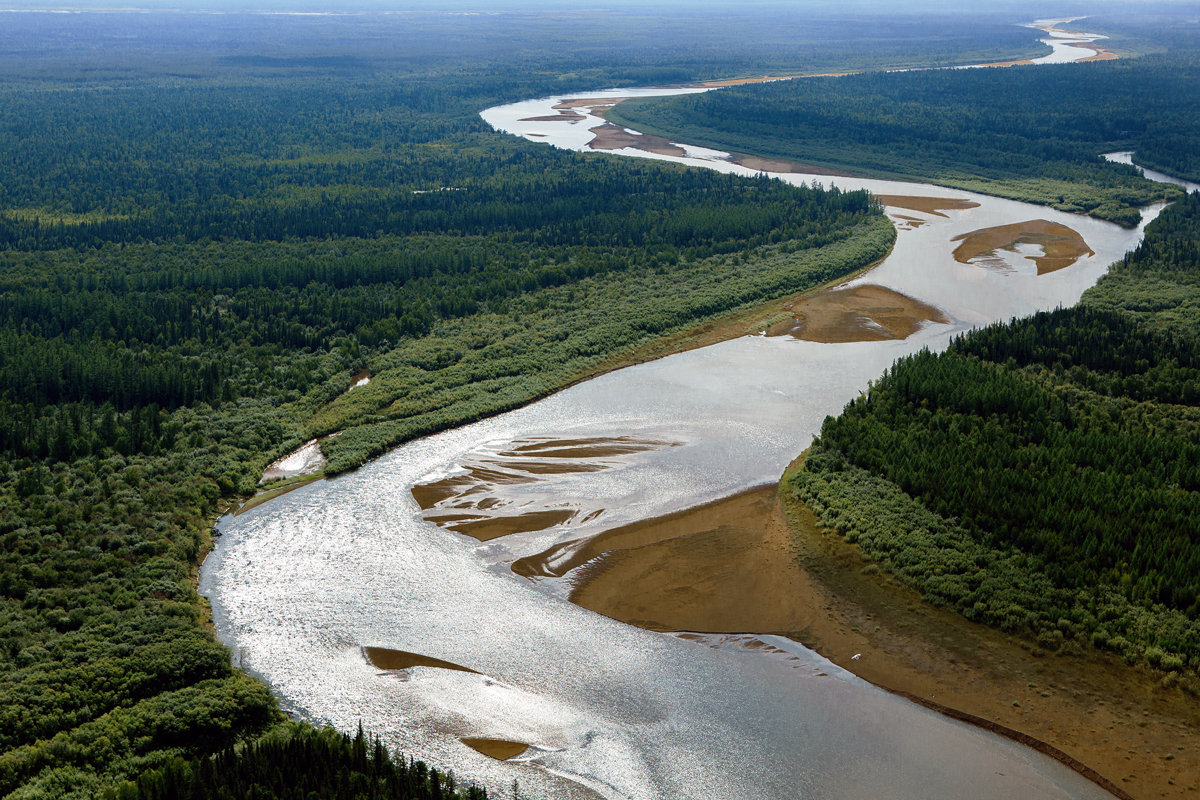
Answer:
[
  {"left": 788, "top": 191, "right": 1200, "bottom": 677},
  {"left": 609, "top": 51, "right": 1200, "bottom": 225},
  {"left": 107, "top": 725, "right": 487, "bottom": 800}
]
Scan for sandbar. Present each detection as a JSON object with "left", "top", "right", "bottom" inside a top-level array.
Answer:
[
  {"left": 460, "top": 738, "right": 529, "bottom": 760},
  {"left": 413, "top": 436, "right": 679, "bottom": 540},
  {"left": 765, "top": 283, "right": 949, "bottom": 343},
  {"left": 565, "top": 484, "right": 1199, "bottom": 800},
  {"left": 586, "top": 123, "right": 688, "bottom": 157},
  {"left": 729, "top": 153, "right": 852, "bottom": 177},
  {"left": 430, "top": 509, "right": 576, "bottom": 541},
  {"left": 362, "top": 646, "right": 479, "bottom": 674},
  {"left": 873, "top": 194, "right": 981, "bottom": 217},
  {"left": 952, "top": 219, "right": 1094, "bottom": 274},
  {"left": 519, "top": 112, "right": 585, "bottom": 123},
  {"left": 552, "top": 97, "right": 633, "bottom": 110}
]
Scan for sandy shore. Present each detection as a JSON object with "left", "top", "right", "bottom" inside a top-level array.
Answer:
[
  {"left": 566, "top": 484, "right": 1200, "bottom": 800},
  {"left": 952, "top": 218, "right": 1094, "bottom": 274}
]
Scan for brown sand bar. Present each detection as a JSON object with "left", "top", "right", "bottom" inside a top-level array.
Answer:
[
  {"left": 432, "top": 509, "right": 577, "bottom": 542},
  {"left": 587, "top": 123, "right": 688, "bottom": 157},
  {"left": 872, "top": 194, "right": 981, "bottom": 217},
  {"left": 552, "top": 97, "right": 634, "bottom": 110},
  {"left": 568, "top": 486, "right": 813, "bottom": 631},
  {"left": 1079, "top": 47, "right": 1119, "bottom": 62},
  {"left": 519, "top": 112, "right": 586, "bottom": 123},
  {"left": 952, "top": 219, "right": 1094, "bottom": 274},
  {"left": 729, "top": 153, "right": 853, "bottom": 177},
  {"left": 891, "top": 213, "right": 926, "bottom": 229},
  {"left": 687, "top": 75, "right": 794, "bottom": 88},
  {"left": 362, "top": 646, "right": 480, "bottom": 674},
  {"left": 567, "top": 485, "right": 1200, "bottom": 800},
  {"left": 498, "top": 436, "right": 676, "bottom": 459},
  {"left": 460, "top": 738, "right": 529, "bottom": 760},
  {"left": 977, "top": 57, "right": 1035, "bottom": 68},
  {"left": 413, "top": 436, "right": 678, "bottom": 540},
  {"left": 765, "top": 284, "right": 949, "bottom": 343},
  {"left": 514, "top": 486, "right": 775, "bottom": 584}
]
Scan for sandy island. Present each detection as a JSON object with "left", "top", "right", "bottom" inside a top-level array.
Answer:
[
  {"left": 459, "top": 738, "right": 529, "bottom": 761},
  {"left": 952, "top": 219, "right": 1094, "bottom": 274},
  {"left": 563, "top": 483, "right": 1198, "bottom": 800},
  {"left": 764, "top": 283, "right": 949, "bottom": 343},
  {"left": 873, "top": 194, "right": 982, "bottom": 216},
  {"left": 362, "top": 646, "right": 480, "bottom": 674}
]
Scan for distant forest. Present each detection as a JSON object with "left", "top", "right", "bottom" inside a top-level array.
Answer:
[
  {"left": 790, "top": 191, "right": 1200, "bottom": 680},
  {"left": 609, "top": 51, "right": 1200, "bottom": 224}
]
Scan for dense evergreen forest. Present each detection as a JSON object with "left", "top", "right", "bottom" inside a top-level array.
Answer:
[
  {"left": 609, "top": 49, "right": 1200, "bottom": 225},
  {"left": 106, "top": 726, "right": 487, "bottom": 800},
  {"left": 789, "top": 190, "right": 1200, "bottom": 683}
]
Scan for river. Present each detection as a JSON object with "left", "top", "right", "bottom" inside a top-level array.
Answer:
[{"left": 201, "top": 22, "right": 1179, "bottom": 800}]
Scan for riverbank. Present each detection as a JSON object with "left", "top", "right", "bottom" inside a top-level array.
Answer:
[{"left": 567, "top": 479, "right": 1199, "bottom": 800}]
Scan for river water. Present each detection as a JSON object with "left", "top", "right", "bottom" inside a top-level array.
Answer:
[{"left": 201, "top": 27, "right": 1172, "bottom": 800}]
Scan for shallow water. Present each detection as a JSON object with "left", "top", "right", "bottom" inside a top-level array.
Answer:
[{"left": 202, "top": 37, "right": 1166, "bottom": 800}]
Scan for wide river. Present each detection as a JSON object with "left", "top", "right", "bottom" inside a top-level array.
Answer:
[{"left": 201, "top": 22, "right": 1194, "bottom": 800}]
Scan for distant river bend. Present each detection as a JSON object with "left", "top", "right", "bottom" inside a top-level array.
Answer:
[{"left": 201, "top": 21, "right": 1189, "bottom": 800}]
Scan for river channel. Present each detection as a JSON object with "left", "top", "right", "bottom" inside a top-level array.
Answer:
[{"left": 201, "top": 21, "right": 1186, "bottom": 800}]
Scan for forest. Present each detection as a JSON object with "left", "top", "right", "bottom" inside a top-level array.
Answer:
[
  {"left": 608, "top": 50, "right": 1200, "bottom": 225},
  {"left": 788, "top": 190, "right": 1200, "bottom": 681}
]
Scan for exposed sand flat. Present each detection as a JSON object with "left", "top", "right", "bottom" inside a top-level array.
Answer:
[
  {"left": 873, "top": 194, "right": 982, "bottom": 216},
  {"left": 890, "top": 213, "right": 926, "bottom": 229},
  {"left": 686, "top": 75, "right": 795, "bottom": 88},
  {"left": 729, "top": 153, "right": 852, "bottom": 176},
  {"left": 765, "top": 283, "right": 949, "bottom": 343},
  {"left": 435, "top": 509, "right": 577, "bottom": 541},
  {"left": 952, "top": 219, "right": 1094, "bottom": 274},
  {"left": 977, "top": 57, "right": 1035, "bottom": 68},
  {"left": 261, "top": 437, "right": 328, "bottom": 482},
  {"left": 362, "top": 646, "right": 479, "bottom": 674},
  {"left": 568, "top": 486, "right": 820, "bottom": 632},
  {"left": 498, "top": 438, "right": 674, "bottom": 459},
  {"left": 567, "top": 486, "right": 1200, "bottom": 800},
  {"left": 519, "top": 112, "right": 586, "bottom": 122},
  {"left": 586, "top": 123, "right": 688, "bottom": 157},
  {"left": 552, "top": 97, "right": 633, "bottom": 110},
  {"left": 413, "top": 436, "right": 678, "bottom": 540},
  {"left": 512, "top": 489, "right": 774, "bottom": 582},
  {"left": 460, "top": 738, "right": 530, "bottom": 761}
]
